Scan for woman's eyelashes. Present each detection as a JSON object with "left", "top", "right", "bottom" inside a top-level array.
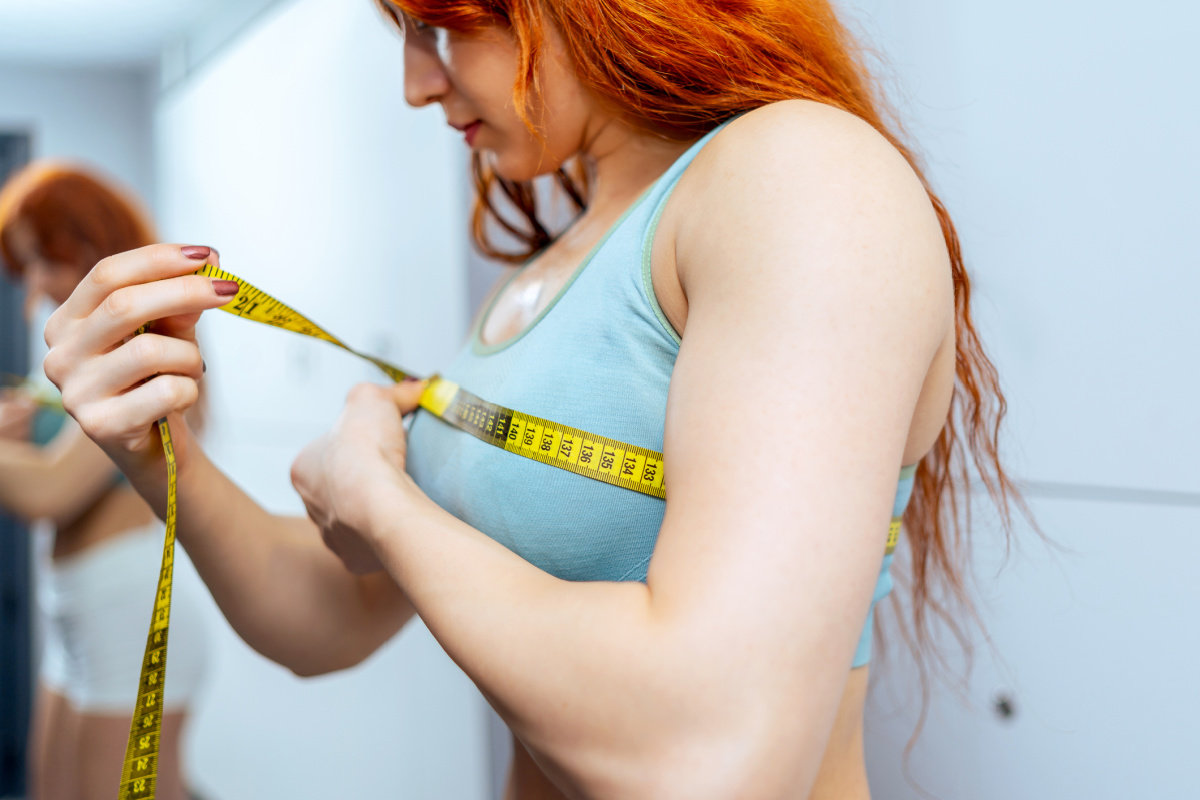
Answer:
[{"left": 406, "top": 18, "right": 451, "bottom": 61}]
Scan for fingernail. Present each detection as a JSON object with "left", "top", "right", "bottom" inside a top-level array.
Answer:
[
  {"left": 182, "top": 245, "right": 212, "bottom": 260},
  {"left": 213, "top": 280, "right": 240, "bottom": 297},
  {"left": 202, "top": 359, "right": 208, "bottom": 374}
]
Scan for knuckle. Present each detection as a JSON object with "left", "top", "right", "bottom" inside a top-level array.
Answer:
[
  {"left": 179, "top": 379, "right": 199, "bottom": 408},
  {"left": 158, "top": 378, "right": 183, "bottom": 408},
  {"left": 73, "top": 406, "right": 104, "bottom": 438},
  {"left": 100, "top": 288, "right": 132, "bottom": 322},
  {"left": 129, "top": 334, "right": 162, "bottom": 366},
  {"left": 89, "top": 257, "right": 118, "bottom": 291},
  {"left": 289, "top": 459, "right": 305, "bottom": 489},
  {"left": 148, "top": 243, "right": 174, "bottom": 268},
  {"left": 43, "top": 308, "right": 65, "bottom": 346},
  {"left": 347, "top": 383, "right": 381, "bottom": 403},
  {"left": 41, "top": 347, "right": 66, "bottom": 385},
  {"left": 161, "top": 377, "right": 197, "bottom": 409},
  {"left": 58, "top": 385, "right": 83, "bottom": 417},
  {"left": 188, "top": 345, "right": 204, "bottom": 373},
  {"left": 183, "top": 276, "right": 216, "bottom": 309}
]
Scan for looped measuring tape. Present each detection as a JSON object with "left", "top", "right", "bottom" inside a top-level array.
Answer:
[
  {"left": 115, "top": 263, "right": 669, "bottom": 799},
  {"left": 116, "top": 263, "right": 903, "bottom": 798},
  {"left": 201, "top": 264, "right": 670, "bottom": 498}
]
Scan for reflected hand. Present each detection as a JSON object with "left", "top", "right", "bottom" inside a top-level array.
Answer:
[
  {"left": 291, "top": 380, "right": 426, "bottom": 575},
  {"left": 0, "top": 390, "right": 38, "bottom": 441}
]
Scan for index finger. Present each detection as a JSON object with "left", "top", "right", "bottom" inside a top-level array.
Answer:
[
  {"left": 57, "top": 244, "right": 220, "bottom": 324},
  {"left": 390, "top": 379, "right": 429, "bottom": 415}
]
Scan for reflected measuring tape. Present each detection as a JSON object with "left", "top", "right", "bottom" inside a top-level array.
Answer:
[
  {"left": 1, "top": 373, "right": 64, "bottom": 411},
  {"left": 116, "top": 263, "right": 667, "bottom": 800}
]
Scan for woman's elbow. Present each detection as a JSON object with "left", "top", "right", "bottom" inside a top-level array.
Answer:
[
  {"left": 275, "top": 636, "right": 382, "bottom": 679},
  {"left": 568, "top": 700, "right": 800, "bottom": 800},
  {"left": 597, "top": 732, "right": 794, "bottom": 800},
  {"left": 286, "top": 651, "right": 368, "bottom": 679},
  {"left": 6, "top": 491, "right": 67, "bottom": 524}
]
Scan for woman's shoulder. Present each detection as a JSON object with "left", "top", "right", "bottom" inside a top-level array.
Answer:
[
  {"left": 670, "top": 99, "right": 945, "bottom": 280},
  {"left": 684, "top": 99, "right": 929, "bottom": 214},
  {"left": 707, "top": 99, "right": 913, "bottom": 175},
  {"left": 663, "top": 98, "right": 952, "bottom": 334}
]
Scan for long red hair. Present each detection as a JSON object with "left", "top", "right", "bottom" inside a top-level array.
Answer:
[
  {"left": 0, "top": 161, "right": 155, "bottom": 276},
  {"left": 381, "top": 0, "right": 1022, "bottom": 688}
]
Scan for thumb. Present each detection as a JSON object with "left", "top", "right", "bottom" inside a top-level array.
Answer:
[{"left": 390, "top": 378, "right": 430, "bottom": 414}]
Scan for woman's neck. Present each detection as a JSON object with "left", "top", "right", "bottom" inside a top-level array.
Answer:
[{"left": 577, "top": 116, "right": 695, "bottom": 218}]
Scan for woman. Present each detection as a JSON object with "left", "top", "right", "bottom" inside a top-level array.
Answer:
[
  {"left": 42, "top": 1, "right": 1017, "bottom": 797},
  {"left": 0, "top": 162, "right": 207, "bottom": 800}
]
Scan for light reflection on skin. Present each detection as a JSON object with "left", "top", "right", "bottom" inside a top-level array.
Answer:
[
  {"left": 434, "top": 27, "right": 451, "bottom": 63},
  {"left": 506, "top": 276, "right": 549, "bottom": 333}
]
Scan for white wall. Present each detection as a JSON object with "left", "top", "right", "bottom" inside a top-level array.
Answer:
[
  {"left": 836, "top": 2, "right": 1200, "bottom": 797},
  {"left": 154, "top": 0, "right": 487, "bottom": 797},
  {"left": 0, "top": 61, "right": 155, "bottom": 207}
]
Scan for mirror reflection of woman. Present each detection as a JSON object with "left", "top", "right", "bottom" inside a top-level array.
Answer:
[
  {"left": 0, "top": 163, "right": 207, "bottom": 800},
  {"left": 42, "top": 1, "right": 1019, "bottom": 797}
]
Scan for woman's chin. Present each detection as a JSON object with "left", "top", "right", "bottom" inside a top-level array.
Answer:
[{"left": 486, "top": 151, "right": 552, "bottom": 184}]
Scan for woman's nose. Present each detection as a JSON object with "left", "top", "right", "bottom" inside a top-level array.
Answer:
[
  {"left": 22, "top": 289, "right": 47, "bottom": 323},
  {"left": 404, "top": 41, "right": 451, "bottom": 108},
  {"left": 24, "top": 265, "right": 47, "bottom": 298}
]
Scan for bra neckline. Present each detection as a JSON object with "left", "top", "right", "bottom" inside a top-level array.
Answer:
[
  {"left": 471, "top": 118, "right": 743, "bottom": 356},
  {"left": 471, "top": 179, "right": 661, "bottom": 356}
]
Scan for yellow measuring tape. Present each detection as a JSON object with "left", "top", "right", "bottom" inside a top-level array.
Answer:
[
  {"left": 115, "top": 263, "right": 668, "bottom": 799},
  {"left": 200, "top": 263, "right": 668, "bottom": 498},
  {"left": 116, "top": 263, "right": 903, "bottom": 798}
]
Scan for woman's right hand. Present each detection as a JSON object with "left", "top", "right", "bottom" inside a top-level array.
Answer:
[{"left": 42, "top": 244, "right": 238, "bottom": 470}]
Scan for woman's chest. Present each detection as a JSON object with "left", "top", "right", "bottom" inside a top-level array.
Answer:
[{"left": 407, "top": 308, "right": 677, "bottom": 582}]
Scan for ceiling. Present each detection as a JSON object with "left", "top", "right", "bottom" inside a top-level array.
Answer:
[{"left": 0, "top": 0, "right": 246, "bottom": 66}]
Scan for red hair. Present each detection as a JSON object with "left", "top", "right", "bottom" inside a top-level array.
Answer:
[
  {"left": 0, "top": 161, "right": 155, "bottom": 277},
  {"left": 381, "top": 0, "right": 1023, "bottom": 690}
]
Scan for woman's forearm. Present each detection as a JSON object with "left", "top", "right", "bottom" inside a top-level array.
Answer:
[
  {"left": 0, "top": 440, "right": 64, "bottom": 519},
  {"left": 369, "top": 485, "right": 735, "bottom": 796},
  {"left": 0, "top": 433, "right": 116, "bottom": 523},
  {"left": 161, "top": 445, "right": 414, "bottom": 676}
]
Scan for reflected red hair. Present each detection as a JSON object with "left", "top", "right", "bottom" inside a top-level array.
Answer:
[
  {"left": 381, "top": 0, "right": 1023, "bottom": 692},
  {"left": 0, "top": 161, "right": 155, "bottom": 276}
]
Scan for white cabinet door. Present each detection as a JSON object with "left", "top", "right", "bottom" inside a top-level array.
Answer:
[
  {"left": 839, "top": 0, "right": 1200, "bottom": 493},
  {"left": 867, "top": 499, "right": 1200, "bottom": 798},
  {"left": 840, "top": 1, "right": 1200, "bottom": 795}
]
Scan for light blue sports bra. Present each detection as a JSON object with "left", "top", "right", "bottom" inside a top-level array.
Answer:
[{"left": 407, "top": 117, "right": 916, "bottom": 667}]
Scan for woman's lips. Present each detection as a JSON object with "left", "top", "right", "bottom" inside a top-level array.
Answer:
[{"left": 462, "top": 120, "right": 481, "bottom": 146}]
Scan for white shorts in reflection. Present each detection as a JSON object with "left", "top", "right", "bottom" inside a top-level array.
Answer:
[{"left": 38, "top": 523, "right": 209, "bottom": 714}]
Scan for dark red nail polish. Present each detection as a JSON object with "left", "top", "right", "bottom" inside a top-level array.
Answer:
[
  {"left": 213, "top": 280, "right": 240, "bottom": 297},
  {"left": 182, "top": 245, "right": 211, "bottom": 260},
  {"left": 202, "top": 359, "right": 208, "bottom": 374}
]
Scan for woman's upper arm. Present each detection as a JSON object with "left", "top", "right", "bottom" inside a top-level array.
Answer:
[
  {"left": 647, "top": 101, "right": 953, "bottom": 762},
  {"left": 0, "top": 420, "right": 119, "bottom": 522}
]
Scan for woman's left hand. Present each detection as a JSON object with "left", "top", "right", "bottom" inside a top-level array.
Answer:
[{"left": 291, "top": 379, "right": 427, "bottom": 575}]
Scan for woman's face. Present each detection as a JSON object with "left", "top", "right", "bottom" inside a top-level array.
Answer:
[
  {"left": 401, "top": 14, "right": 597, "bottom": 182},
  {"left": 24, "top": 258, "right": 84, "bottom": 308},
  {"left": 7, "top": 219, "right": 85, "bottom": 314}
]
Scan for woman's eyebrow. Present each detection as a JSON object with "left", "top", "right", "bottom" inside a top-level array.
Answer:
[{"left": 379, "top": 3, "right": 405, "bottom": 31}]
